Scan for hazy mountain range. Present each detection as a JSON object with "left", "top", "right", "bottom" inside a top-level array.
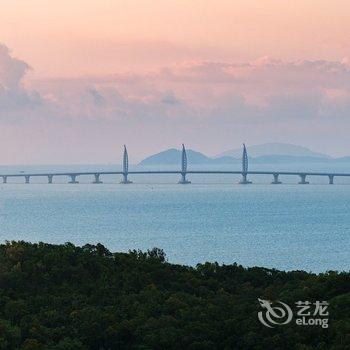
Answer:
[
  {"left": 139, "top": 143, "right": 350, "bottom": 165},
  {"left": 216, "top": 143, "right": 330, "bottom": 158}
]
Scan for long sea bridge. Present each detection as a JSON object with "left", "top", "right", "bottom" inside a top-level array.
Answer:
[{"left": 0, "top": 144, "right": 348, "bottom": 185}]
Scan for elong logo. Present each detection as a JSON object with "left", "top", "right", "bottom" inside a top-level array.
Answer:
[
  {"left": 258, "top": 298, "right": 293, "bottom": 328},
  {"left": 258, "top": 298, "right": 329, "bottom": 328}
]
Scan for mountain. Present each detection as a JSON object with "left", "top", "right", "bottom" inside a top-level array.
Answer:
[
  {"left": 216, "top": 143, "right": 331, "bottom": 159},
  {"left": 139, "top": 149, "right": 238, "bottom": 165},
  {"left": 252, "top": 155, "right": 333, "bottom": 164},
  {"left": 139, "top": 144, "right": 344, "bottom": 166},
  {"left": 334, "top": 156, "right": 350, "bottom": 162}
]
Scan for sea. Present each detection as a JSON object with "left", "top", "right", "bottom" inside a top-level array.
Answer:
[{"left": 0, "top": 162, "right": 349, "bottom": 273}]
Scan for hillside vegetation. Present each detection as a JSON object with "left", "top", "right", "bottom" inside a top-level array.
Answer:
[{"left": 0, "top": 241, "right": 349, "bottom": 349}]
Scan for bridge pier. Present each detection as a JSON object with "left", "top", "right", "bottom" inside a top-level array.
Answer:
[
  {"left": 120, "top": 173, "right": 132, "bottom": 184},
  {"left": 48, "top": 175, "right": 53, "bottom": 184},
  {"left": 92, "top": 173, "right": 103, "bottom": 184},
  {"left": 271, "top": 173, "right": 282, "bottom": 184},
  {"left": 2, "top": 176, "right": 7, "bottom": 184},
  {"left": 298, "top": 174, "right": 309, "bottom": 184},
  {"left": 25, "top": 175, "right": 30, "bottom": 184},
  {"left": 239, "top": 173, "right": 252, "bottom": 184},
  {"left": 328, "top": 175, "right": 334, "bottom": 184},
  {"left": 68, "top": 175, "right": 79, "bottom": 184},
  {"left": 178, "top": 172, "right": 191, "bottom": 184}
]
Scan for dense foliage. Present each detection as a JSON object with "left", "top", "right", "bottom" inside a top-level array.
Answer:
[{"left": 0, "top": 241, "right": 349, "bottom": 349}]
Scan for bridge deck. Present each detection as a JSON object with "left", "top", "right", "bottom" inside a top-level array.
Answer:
[{"left": 1, "top": 170, "right": 350, "bottom": 177}]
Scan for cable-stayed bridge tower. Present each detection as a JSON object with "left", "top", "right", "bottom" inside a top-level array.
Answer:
[
  {"left": 178, "top": 144, "right": 191, "bottom": 184},
  {"left": 239, "top": 143, "right": 252, "bottom": 184},
  {"left": 120, "top": 145, "right": 132, "bottom": 184}
]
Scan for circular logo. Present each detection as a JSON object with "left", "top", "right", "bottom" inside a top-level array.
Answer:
[{"left": 258, "top": 298, "right": 293, "bottom": 328}]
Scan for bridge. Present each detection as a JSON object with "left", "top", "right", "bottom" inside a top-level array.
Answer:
[{"left": 0, "top": 144, "right": 349, "bottom": 185}]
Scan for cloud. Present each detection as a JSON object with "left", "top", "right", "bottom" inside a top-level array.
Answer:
[
  {"left": 5, "top": 47, "right": 350, "bottom": 125},
  {"left": 161, "top": 91, "right": 182, "bottom": 105},
  {"left": 3, "top": 44, "right": 350, "bottom": 161},
  {"left": 0, "top": 44, "right": 42, "bottom": 115},
  {"left": 0, "top": 44, "right": 29, "bottom": 89},
  {"left": 16, "top": 55, "right": 350, "bottom": 128},
  {"left": 86, "top": 88, "right": 105, "bottom": 106}
]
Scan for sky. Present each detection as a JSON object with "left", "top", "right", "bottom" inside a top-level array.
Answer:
[{"left": 1, "top": 0, "right": 350, "bottom": 163}]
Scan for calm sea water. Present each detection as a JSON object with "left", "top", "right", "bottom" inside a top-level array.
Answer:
[{"left": 0, "top": 163, "right": 349, "bottom": 272}]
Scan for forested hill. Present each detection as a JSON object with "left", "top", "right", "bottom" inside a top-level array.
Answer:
[{"left": 0, "top": 242, "right": 349, "bottom": 350}]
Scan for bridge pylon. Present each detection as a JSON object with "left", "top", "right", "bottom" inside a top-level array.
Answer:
[
  {"left": 239, "top": 143, "right": 252, "bottom": 184},
  {"left": 178, "top": 144, "right": 191, "bottom": 184},
  {"left": 120, "top": 145, "right": 132, "bottom": 184}
]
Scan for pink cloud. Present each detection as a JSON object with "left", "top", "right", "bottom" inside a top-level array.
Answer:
[
  {"left": 0, "top": 44, "right": 42, "bottom": 115},
  {"left": 0, "top": 44, "right": 30, "bottom": 89},
  {"left": 2, "top": 43, "right": 350, "bottom": 162}
]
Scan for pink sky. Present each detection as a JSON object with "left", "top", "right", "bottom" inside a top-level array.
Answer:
[{"left": 1, "top": 1, "right": 350, "bottom": 163}]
